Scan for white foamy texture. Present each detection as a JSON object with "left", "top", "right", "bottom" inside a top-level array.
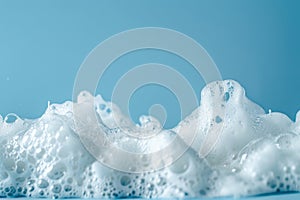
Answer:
[{"left": 1, "top": 80, "right": 300, "bottom": 198}]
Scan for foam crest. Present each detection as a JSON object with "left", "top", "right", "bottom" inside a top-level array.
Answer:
[{"left": 1, "top": 80, "right": 300, "bottom": 198}]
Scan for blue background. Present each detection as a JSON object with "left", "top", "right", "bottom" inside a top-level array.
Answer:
[{"left": 0, "top": 0, "right": 299, "bottom": 128}]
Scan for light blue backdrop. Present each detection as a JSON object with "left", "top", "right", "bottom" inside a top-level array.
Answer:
[{"left": 0, "top": 0, "right": 299, "bottom": 128}]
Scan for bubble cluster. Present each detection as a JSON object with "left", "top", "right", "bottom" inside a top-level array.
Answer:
[{"left": 1, "top": 80, "right": 300, "bottom": 198}]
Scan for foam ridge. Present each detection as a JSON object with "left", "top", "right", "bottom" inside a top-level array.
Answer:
[{"left": 1, "top": 80, "right": 300, "bottom": 198}]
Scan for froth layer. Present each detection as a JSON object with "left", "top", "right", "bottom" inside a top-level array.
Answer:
[{"left": 1, "top": 80, "right": 300, "bottom": 198}]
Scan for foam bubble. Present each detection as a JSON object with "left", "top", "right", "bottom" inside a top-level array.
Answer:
[{"left": 1, "top": 80, "right": 300, "bottom": 198}]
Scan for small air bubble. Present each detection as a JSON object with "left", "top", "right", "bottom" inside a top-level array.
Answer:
[
  {"left": 17, "top": 187, "right": 22, "bottom": 193},
  {"left": 3, "top": 158, "right": 15, "bottom": 171},
  {"left": 50, "top": 105, "right": 56, "bottom": 110},
  {"left": 27, "top": 179, "right": 35, "bottom": 185},
  {"left": 39, "top": 190, "right": 44, "bottom": 196},
  {"left": 28, "top": 186, "right": 34, "bottom": 192},
  {"left": 156, "top": 176, "right": 166, "bottom": 186},
  {"left": 0, "top": 171, "right": 8, "bottom": 180},
  {"left": 4, "top": 187, "right": 9, "bottom": 192},
  {"left": 223, "top": 92, "right": 230, "bottom": 102},
  {"left": 106, "top": 108, "right": 111, "bottom": 114},
  {"left": 279, "top": 182, "right": 284, "bottom": 188},
  {"left": 283, "top": 166, "right": 291, "bottom": 173},
  {"left": 199, "top": 189, "right": 206, "bottom": 195},
  {"left": 38, "top": 179, "right": 49, "bottom": 189},
  {"left": 16, "top": 177, "right": 25, "bottom": 183},
  {"left": 276, "top": 134, "right": 294, "bottom": 149},
  {"left": 99, "top": 104, "right": 106, "bottom": 110},
  {"left": 267, "top": 179, "right": 277, "bottom": 189},
  {"left": 129, "top": 166, "right": 137, "bottom": 172},
  {"left": 64, "top": 185, "right": 72, "bottom": 192},
  {"left": 285, "top": 177, "right": 289, "bottom": 181},
  {"left": 16, "top": 161, "right": 26, "bottom": 174},
  {"left": 81, "top": 92, "right": 87, "bottom": 97},
  {"left": 276, "top": 188, "right": 281, "bottom": 192},
  {"left": 36, "top": 148, "right": 45, "bottom": 159},
  {"left": 169, "top": 155, "right": 189, "bottom": 174},
  {"left": 67, "top": 177, "right": 73, "bottom": 184},
  {"left": 4, "top": 114, "right": 19, "bottom": 124},
  {"left": 120, "top": 175, "right": 131, "bottom": 186},
  {"left": 147, "top": 183, "right": 155, "bottom": 191},
  {"left": 52, "top": 184, "right": 61, "bottom": 194},
  {"left": 215, "top": 116, "right": 223, "bottom": 123}
]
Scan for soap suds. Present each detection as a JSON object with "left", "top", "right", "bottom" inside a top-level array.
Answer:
[{"left": 1, "top": 80, "right": 300, "bottom": 198}]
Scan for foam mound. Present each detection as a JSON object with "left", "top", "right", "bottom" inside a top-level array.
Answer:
[{"left": 1, "top": 80, "right": 300, "bottom": 198}]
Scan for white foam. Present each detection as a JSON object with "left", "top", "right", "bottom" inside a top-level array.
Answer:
[{"left": 1, "top": 80, "right": 300, "bottom": 198}]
